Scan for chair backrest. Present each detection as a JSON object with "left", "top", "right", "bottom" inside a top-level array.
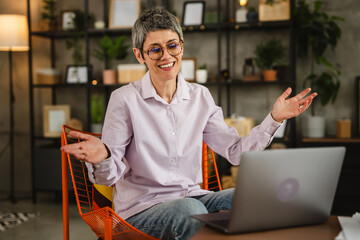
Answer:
[{"left": 61, "top": 125, "right": 222, "bottom": 239}]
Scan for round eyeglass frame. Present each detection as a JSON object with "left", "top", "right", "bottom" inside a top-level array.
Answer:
[{"left": 141, "top": 40, "right": 183, "bottom": 60}]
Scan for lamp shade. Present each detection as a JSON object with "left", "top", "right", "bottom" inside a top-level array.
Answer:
[{"left": 0, "top": 14, "right": 29, "bottom": 51}]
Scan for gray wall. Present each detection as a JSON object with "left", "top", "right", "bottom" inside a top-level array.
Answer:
[{"left": 0, "top": 0, "right": 358, "bottom": 194}]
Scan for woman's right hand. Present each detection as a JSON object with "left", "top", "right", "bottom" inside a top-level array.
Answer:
[{"left": 60, "top": 131, "right": 109, "bottom": 164}]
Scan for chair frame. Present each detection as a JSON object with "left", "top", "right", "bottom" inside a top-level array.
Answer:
[{"left": 61, "top": 125, "right": 221, "bottom": 240}]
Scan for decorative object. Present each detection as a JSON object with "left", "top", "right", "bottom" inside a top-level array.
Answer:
[
  {"left": 196, "top": 64, "right": 207, "bottom": 84},
  {"left": 92, "top": 35, "right": 129, "bottom": 84},
  {"left": 66, "top": 65, "right": 90, "bottom": 84},
  {"left": 109, "top": 0, "right": 140, "bottom": 29},
  {"left": 43, "top": 105, "right": 70, "bottom": 137},
  {"left": 181, "top": 58, "right": 197, "bottom": 82},
  {"left": 259, "top": 0, "right": 290, "bottom": 22},
  {"left": 0, "top": 212, "right": 38, "bottom": 232},
  {"left": 65, "top": 118, "right": 83, "bottom": 131},
  {"left": 242, "top": 58, "right": 261, "bottom": 82},
  {"left": 36, "top": 68, "right": 60, "bottom": 84},
  {"left": 336, "top": 119, "right": 351, "bottom": 139},
  {"left": 39, "top": 0, "right": 58, "bottom": 31},
  {"left": 304, "top": 115, "right": 325, "bottom": 138},
  {"left": 295, "top": 0, "right": 344, "bottom": 117},
  {"left": 254, "top": 39, "right": 285, "bottom": 81},
  {"left": 0, "top": 14, "right": 29, "bottom": 203},
  {"left": 91, "top": 94, "right": 105, "bottom": 133},
  {"left": 182, "top": 1, "right": 205, "bottom": 26},
  {"left": 224, "top": 116, "right": 255, "bottom": 137},
  {"left": 246, "top": 7, "right": 258, "bottom": 22},
  {"left": 236, "top": 0, "right": 248, "bottom": 23},
  {"left": 117, "top": 64, "right": 147, "bottom": 84},
  {"left": 94, "top": 20, "right": 105, "bottom": 29},
  {"left": 61, "top": 10, "right": 76, "bottom": 30}
]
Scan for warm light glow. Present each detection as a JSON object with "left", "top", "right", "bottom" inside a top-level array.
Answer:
[
  {"left": 240, "top": 0, "right": 248, "bottom": 7},
  {"left": 92, "top": 80, "right": 98, "bottom": 85},
  {"left": 0, "top": 14, "right": 29, "bottom": 51}
]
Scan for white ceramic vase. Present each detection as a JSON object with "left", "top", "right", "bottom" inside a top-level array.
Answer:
[
  {"left": 305, "top": 115, "right": 325, "bottom": 138},
  {"left": 196, "top": 69, "right": 208, "bottom": 84}
]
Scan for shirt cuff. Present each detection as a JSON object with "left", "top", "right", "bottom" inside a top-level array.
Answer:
[
  {"left": 93, "top": 158, "right": 113, "bottom": 170},
  {"left": 260, "top": 113, "right": 282, "bottom": 136}
]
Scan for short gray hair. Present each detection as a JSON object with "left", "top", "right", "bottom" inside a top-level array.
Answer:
[{"left": 131, "top": 7, "right": 183, "bottom": 50}]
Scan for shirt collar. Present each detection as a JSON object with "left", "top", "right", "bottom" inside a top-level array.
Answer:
[{"left": 140, "top": 71, "right": 191, "bottom": 103}]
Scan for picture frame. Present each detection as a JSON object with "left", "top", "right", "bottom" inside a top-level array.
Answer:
[
  {"left": 181, "top": 58, "right": 197, "bottom": 82},
  {"left": 182, "top": 1, "right": 206, "bottom": 26},
  {"left": 66, "top": 65, "right": 91, "bottom": 84},
  {"left": 109, "top": 0, "right": 140, "bottom": 29},
  {"left": 61, "top": 10, "right": 76, "bottom": 30},
  {"left": 43, "top": 105, "right": 70, "bottom": 137}
]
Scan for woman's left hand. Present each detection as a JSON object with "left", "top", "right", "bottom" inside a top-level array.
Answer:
[{"left": 271, "top": 87, "right": 317, "bottom": 123}]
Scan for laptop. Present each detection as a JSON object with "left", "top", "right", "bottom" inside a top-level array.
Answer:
[{"left": 192, "top": 147, "right": 346, "bottom": 234}]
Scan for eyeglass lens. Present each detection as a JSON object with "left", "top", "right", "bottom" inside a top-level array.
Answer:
[{"left": 147, "top": 42, "right": 182, "bottom": 60}]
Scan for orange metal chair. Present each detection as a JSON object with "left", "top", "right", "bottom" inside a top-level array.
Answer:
[{"left": 61, "top": 125, "right": 222, "bottom": 240}]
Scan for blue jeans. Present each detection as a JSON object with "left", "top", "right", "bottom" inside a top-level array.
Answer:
[{"left": 126, "top": 188, "right": 234, "bottom": 240}]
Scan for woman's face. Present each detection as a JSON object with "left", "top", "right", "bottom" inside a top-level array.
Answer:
[{"left": 133, "top": 30, "right": 183, "bottom": 83}]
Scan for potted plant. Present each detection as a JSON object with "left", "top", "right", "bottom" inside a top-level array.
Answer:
[
  {"left": 91, "top": 93, "right": 105, "bottom": 133},
  {"left": 254, "top": 39, "right": 285, "bottom": 81},
  {"left": 39, "top": 0, "right": 58, "bottom": 31},
  {"left": 196, "top": 63, "right": 208, "bottom": 84},
  {"left": 294, "top": 0, "right": 344, "bottom": 137},
  {"left": 92, "top": 35, "right": 129, "bottom": 84}
]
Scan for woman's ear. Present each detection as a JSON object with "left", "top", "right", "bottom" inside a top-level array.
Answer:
[{"left": 133, "top": 48, "right": 144, "bottom": 64}]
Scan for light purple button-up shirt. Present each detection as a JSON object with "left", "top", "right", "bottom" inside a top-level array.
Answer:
[{"left": 86, "top": 71, "right": 281, "bottom": 220}]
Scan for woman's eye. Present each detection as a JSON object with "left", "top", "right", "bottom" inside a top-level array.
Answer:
[
  {"left": 168, "top": 44, "right": 177, "bottom": 50},
  {"left": 150, "top": 47, "right": 161, "bottom": 53}
]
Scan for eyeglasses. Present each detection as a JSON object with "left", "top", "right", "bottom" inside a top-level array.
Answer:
[{"left": 142, "top": 41, "right": 183, "bottom": 60}]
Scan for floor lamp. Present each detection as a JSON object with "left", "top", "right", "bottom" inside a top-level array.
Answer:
[{"left": 0, "top": 15, "right": 29, "bottom": 203}]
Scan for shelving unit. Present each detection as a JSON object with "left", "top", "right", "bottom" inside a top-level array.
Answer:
[{"left": 27, "top": 0, "right": 296, "bottom": 202}]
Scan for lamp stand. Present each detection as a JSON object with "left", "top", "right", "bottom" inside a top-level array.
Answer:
[{"left": 8, "top": 48, "right": 16, "bottom": 203}]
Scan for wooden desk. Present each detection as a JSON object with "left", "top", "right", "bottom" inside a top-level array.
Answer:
[{"left": 192, "top": 216, "right": 341, "bottom": 240}]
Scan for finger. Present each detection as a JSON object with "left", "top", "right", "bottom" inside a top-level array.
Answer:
[
  {"left": 298, "top": 92, "right": 317, "bottom": 105},
  {"left": 294, "top": 88, "right": 311, "bottom": 101},
  {"left": 280, "top": 87, "right": 292, "bottom": 100},
  {"left": 68, "top": 131, "right": 91, "bottom": 141}
]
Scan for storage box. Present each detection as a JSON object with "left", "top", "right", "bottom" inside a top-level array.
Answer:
[
  {"left": 336, "top": 119, "right": 351, "bottom": 138},
  {"left": 36, "top": 68, "right": 61, "bottom": 84},
  {"left": 117, "top": 64, "right": 147, "bottom": 84},
  {"left": 259, "top": 0, "right": 290, "bottom": 22},
  {"left": 224, "top": 117, "right": 255, "bottom": 137}
]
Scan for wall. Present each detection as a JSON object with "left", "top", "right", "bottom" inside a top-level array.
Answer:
[{"left": 0, "top": 0, "right": 358, "bottom": 194}]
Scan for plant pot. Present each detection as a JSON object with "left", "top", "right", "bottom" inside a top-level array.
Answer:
[
  {"left": 91, "top": 123, "right": 103, "bottom": 134},
  {"left": 262, "top": 69, "right": 277, "bottom": 81},
  {"left": 305, "top": 115, "right": 325, "bottom": 138},
  {"left": 196, "top": 69, "right": 208, "bottom": 83},
  {"left": 39, "top": 19, "right": 58, "bottom": 31},
  {"left": 102, "top": 69, "right": 117, "bottom": 85}
]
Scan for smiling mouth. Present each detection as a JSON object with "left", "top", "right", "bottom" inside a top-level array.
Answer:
[{"left": 159, "top": 62, "right": 175, "bottom": 68}]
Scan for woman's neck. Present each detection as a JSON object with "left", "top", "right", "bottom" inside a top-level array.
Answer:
[{"left": 151, "top": 76, "right": 177, "bottom": 104}]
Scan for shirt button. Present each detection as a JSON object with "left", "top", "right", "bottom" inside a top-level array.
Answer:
[
  {"left": 171, "top": 131, "right": 175, "bottom": 136},
  {"left": 167, "top": 106, "right": 171, "bottom": 109}
]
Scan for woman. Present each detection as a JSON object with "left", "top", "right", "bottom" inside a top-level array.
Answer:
[{"left": 61, "top": 7, "right": 316, "bottom": 240}]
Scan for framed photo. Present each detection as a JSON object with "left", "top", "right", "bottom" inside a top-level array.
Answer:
[
  {"left": 61, "top": 10, "right": 76, "bottom": 30},
  {"left": 182, "top": 1, "right": 205, "bottom": 26},
  {"left": 66, "top": 65, "right": 91, "bottom": 84},
  {"left": 181, "top": 58, "right": 197, "bottom": 82},
  {"left": 43, "top": 105, "right": 70, "bottom": 137},
  {"left": 109, "top": 0, "right": 140, "bottom": 29}
]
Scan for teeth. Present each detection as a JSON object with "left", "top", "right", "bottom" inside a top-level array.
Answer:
[{"left": 159, "top": 62, "right": 174, "bottom": 68}]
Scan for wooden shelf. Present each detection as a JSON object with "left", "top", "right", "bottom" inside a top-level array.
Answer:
[{"left": 302, "top": 137, "right": 360, "bottom": 143}]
